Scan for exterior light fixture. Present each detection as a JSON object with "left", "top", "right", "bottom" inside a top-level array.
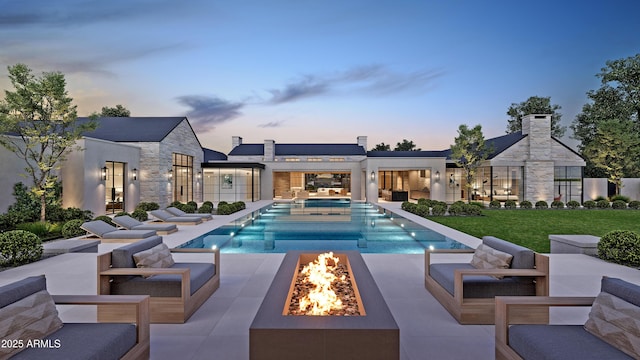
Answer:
[
  {"left": 132, "top": 168, "right": 137, "bottom": 181},
  {"left": 101, "top": 166, "right": 108, "bottom": 181},
  {"left": 168, "top": 169, "right": 173, "bottom": 179},
  {"left": 435, "top": 171, "right": 440, "bottom": 182},
  {"left": 370, "top": 171, "right": 375, "bottom": 181}
]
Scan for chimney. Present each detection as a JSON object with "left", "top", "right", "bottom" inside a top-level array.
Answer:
[
  {"left": 522, "top": 114, "right": 551, "bottom": 160},
  {"left": 264, "top": 140, "right": 275, "bottom": 161},
  {"left": 357, "top": 136, "right": 367, "bottom": 151},
  {"left": 232, "top": 136, "right": 243, "bottom": 149}
]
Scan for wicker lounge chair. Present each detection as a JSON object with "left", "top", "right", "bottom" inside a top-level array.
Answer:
[
  {"left": 149, "top": 210, "right": 202, "bottom": 225},
  {"left": 81, "top": 220, "right": 160, "bottom": 243},
  {"left": 165, "top": 207, "right": 213, "bottom": 221},
  {"left": 113, "top": 215, "right": 178, "bottom": 235}
]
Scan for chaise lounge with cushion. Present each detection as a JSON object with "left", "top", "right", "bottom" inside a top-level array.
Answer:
[
  {"left": 113, "top": 215, "right": 178, "bottom": 235},
  {"left": 496, "top": 276, "right": 640, "bottom": 360},
  {"left": 0, "top": 275, "right": 149, "bottom": 360},
  {"left": 425, "top": 236, "right": 549, "bottom": 324},
  {"left": 81, "top": 220, "right": 161, "bottom": 243},
  {"left": 149, "top": 210, "right": 203, "bottom": 225},
  {"left": 165, "top": 207, "right": 212, "bottom": 221},
  {"left": 97, "top": 236, "right": 220, "bottom": 323}
]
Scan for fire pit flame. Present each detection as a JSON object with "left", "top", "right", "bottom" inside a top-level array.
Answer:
[{"left": 298, "top": 252, "right": 344, "bottom": 315}]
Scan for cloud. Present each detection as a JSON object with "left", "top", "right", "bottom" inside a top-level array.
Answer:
[
  {"left": 266, "top": 65, "right": 444, "bottom": 104},
  {"left": 176, "top": 95, "right": 244, "bottom": 132},
  {"left": 258, "top": 120, "right": 285, "bottom": 128}
]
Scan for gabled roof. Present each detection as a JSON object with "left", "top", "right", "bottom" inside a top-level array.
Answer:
[
  {"left": 78, "top": 117, "right": 190, "bottom": 143},
  {"left": 441, "top": 131, "right": 527, "bottom": 160},
  {"left": 228, "top": 143, "right": 367, "bottom": 156},
  {"left": 366, "top": 150, "right": 449, "bottom": 158},
  {"left": 203, "top": 148, "right": 228, "bottom": 161}
]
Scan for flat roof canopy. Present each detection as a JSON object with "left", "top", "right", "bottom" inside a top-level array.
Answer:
[{"left": 201, "top": 162, "right": 265, "bottom": 169}]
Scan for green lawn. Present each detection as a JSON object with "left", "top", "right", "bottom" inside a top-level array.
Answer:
[{"left": 427, "top": 209, "right": 640, "bottom": 253}]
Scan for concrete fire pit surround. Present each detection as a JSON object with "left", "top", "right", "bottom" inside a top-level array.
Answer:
[{"left": 250, "top": 250, "right": 400, "bottom": 360}]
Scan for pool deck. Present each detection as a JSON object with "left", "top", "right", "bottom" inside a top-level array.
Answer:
[{"left": 1, "top": 200, "right": 640, "bottom": 359}]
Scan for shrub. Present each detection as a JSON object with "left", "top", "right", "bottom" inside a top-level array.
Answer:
[
  {"left": 61, "top": 219, "right": 86, "bottom": 239},
  {"left": 415, "top": 204, "right": 430, "bottom": 217},
  {"left": 597, "top": 199, "right": 610, "bottom": 209},
  {"left": 187, "top": 201, "right": 198, "bottom": 210},
  {"left": 0, "top": 230, "right": 43, "bottom": 267},
  {"left": 629, "top": 200, "right": 640, "bottom": 210},
  {"left": 535, "top": 200, "right": 548, "bottom": 209},
  {"left": 93, "top": 215, "right": 115, "bottom": 227},
  {"left": 463, "top": 204, "right": 482, "bottom": 216},
  {"left": 566, "top": 200, "right": 581, "bottom": 209},
  {"left": 216, "top": 201, "right": 246, "bottom": 215},
  {"left": 610, "top": 195, "right": 630, "bottom": 203},
  {"left": 131, "top": 208, "right": 148, "bottom": 222},
  {"left": 15, "top": 222, "right": 51, "bottom": 238},
  {"left": 198, "top": 203, "right": 213, "bottom": 214},
  {"left": 583, "top": 200, "right": 597, "bottom": 209},
  {"left": 503, "top": 200, "right": 517, "bottom": 209},
  {"left": 114, "top": 211, "right": 130, "bottom": 217},
  {"left": 47, "top": 207, "right": 93, "bottom": 222},
  {"left": 0, "top": 213, "right": 22, "bottom": 232},
  {"left": 170, "top": 201, "right": 183, "bottom": 208},
  {"left": 417, "top": 198, "right": 428, "bottom": 206},
  {"left": 136, "top": 202, "right": 160, "bottom": 211},
  {"left": 550, "top": 200, "right": 564, "bottom": 209},
  {"left": 594, "top": 195, "right": 608, "bottom": 202},
  {"left": 469, "top": 201, "right": 484, "bottom": 208},
  {"left": 431, "top": 204, "right": 446, "bottom": 216},
  {"left": 519, "top": 200, "right": 532, "bottom": 209},
  {"left": 202, "top": 201, "right": 213, "bottom": 208},
  {"left": 612, "top": 200, "right": 627, "bottom": 209},
  {"left": 448, "top": 203, "right": 464, "bottom": 216},
  {"left": 401, "top": 201, "right": 414, "bottom": 212},
  {"left": 489, "top": 200, "right": 501, "bottom": 209},
  {"left": 598, "top": 230, "right": 640, "bottom": 266}
]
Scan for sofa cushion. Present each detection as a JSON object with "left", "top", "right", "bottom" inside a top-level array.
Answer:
[
  {"left": 470, "top": 244, "right": 513, "bottom": 279},
  {"left": 509, "top": 324, "right": 631, "bottom": 360},
  {"left": 111, "top": 262, "right": 215, "bottom": 297},
  {"left": 0, "top": 276, "right": 46, "bottom": 308},
  {"left": 482, "top": 236, "right": 534, "bottom": 270},
  {"left": 133, "top": 243, "right": 175, "bottom": 278},
  {"left": 112, "top": 236, "right": 165, "bottom": 269},
  {"left": 602, "top": 277, "right": 640, "bottom": 307},
  {"left": 584, "top": 291, "right": 640, "bottom": 358},
  {"left": 0, "top": 290, "right": 63, "bottom": 358},
  {"left": 12, "top": 323, "right": 137, "bottom": 360},
  {"left": 430, "top": 263, "right": 535, "bottom": 298}
]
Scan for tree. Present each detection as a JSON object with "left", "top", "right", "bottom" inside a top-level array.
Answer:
[
  {"left": 394, "top": 139, "right": 421, "bottom": 151},
  {"left": 582, "top": 119, "right": 640, "bottom": 195},
  {"left": 571, "top": 54, "right": 640, "bottom": 177},
  {"left": 370, "top": 142, "right": 391, "bottom": 151},
  {"left": 0, "top": 64, "right": 97, "bottom": 221},
  {"left": 506, "top": 96, "right": 565, "bottom": 137},
  {"left": 450, "top": 124, "right": 490, "bottom": 201},
  {"left": 99, "top": 104, "right": 130, "bottom": 117}
]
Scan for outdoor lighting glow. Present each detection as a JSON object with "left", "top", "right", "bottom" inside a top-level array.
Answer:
[
  {"left": 435, "top": 171, "right": 440, "bottom": 182},
  {"left": 132, "top": 168, "right": 137, "bottom": 181},
  {"left": 241, "top": 223, "right": 245, "bottom": 227},
  {"left": 429, "top": 245, "right": 435, "bottom": 251},
  {"left": 370, "top": 171, "right": 375, "bottom": 181},
  {"left": 230, "top": 232, "right": 235, "bottom": 236},
  {"left": 411, "top": 232, "right": 415, "bottom": 237},
  {"left": 400, "top": 223, "right": 404, "bottom": 228},
  {"left": 211, "top": 245, "right": 217, "bottom": 250},
  {"left": 101, "top": 166, "right": 108, "bottom": 181}
]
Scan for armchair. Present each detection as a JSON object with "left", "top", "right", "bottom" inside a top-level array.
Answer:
[
  {"left": 425, "top": 236, "right": 549, "bottom": 324},
  {"left": 97, "top": 237, "right": 220, "bottom": 323}
]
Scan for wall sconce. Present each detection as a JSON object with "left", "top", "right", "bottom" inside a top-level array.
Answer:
[
  {"left": 197, "top": 171, "right": 201, "bottom": 179},
  {"left": 435, "top": 171, "right": 440, "bottom": 182},
  {"left": 101, "top": 166, "right": 108, "bottom": 181},
  {"left": 132, "top": 168, "right": 137, "bottom": 181},
  {"left": 370, "top": 171, "right": 375, "bottom": 181},
  {"left": 168, "top": 169, "right": 173, "bottom": 180}
]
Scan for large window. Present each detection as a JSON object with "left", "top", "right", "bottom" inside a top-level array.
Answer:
[
  {"left": 491, "top": 166, "right": 523, "bottom": 202},
  {"left": 203, "top": 167, "right": 261, "bottom": 202},
  {"left": 554, "top": 166, "right": 582, "bottom": 203},
  {"left": 104, "top": 161, "right": 125, "bottom": 214},
  {"left": 172, "top": 153, "right": 193, "bottom": 203}
]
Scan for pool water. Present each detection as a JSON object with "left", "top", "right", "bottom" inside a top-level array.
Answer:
[{"left": 177, "top": 199, "right": 469, "bottom": 254}]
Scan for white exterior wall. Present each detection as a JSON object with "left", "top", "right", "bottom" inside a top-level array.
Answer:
[
  {"left": 621, "top": 179, "right": 640, "bottom": 201},
  {"left": 583, "top": 178, "right": 608, "bottom": 201}
]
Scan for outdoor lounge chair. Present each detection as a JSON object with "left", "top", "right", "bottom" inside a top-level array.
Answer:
[
  {"left": 149, "top": 209, "right": 203, "bottom": 225},
  {"left": 495, "top": 276, "right": 640, "bottom": 360},
  {"left": 97, "top": 236, "right": 220, "bottom": 323},
  {"left": 425, "top": 236, "right": 549, "bottom": 324},
  {"left": 81, "top": 220, "right": 161, "bottom": 243},
  {"left": 165, "top": 206, "right": 213, "bottom": 221},
  {"left": 0, "top": 275, "right": 149, "bottom": 360},
  {"left": 113, "top": 215, "right": 178, "bottom": 235}
]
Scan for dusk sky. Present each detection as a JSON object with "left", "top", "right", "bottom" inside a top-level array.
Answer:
[{"left": 1, "top": 0, "right": 639, "bottom": 153}]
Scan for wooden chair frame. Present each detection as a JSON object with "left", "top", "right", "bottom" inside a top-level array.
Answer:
[
  {"left": 53, "top": 294, "right": 150, "bottom": 360},
  {"left": 97, "top": 248, "right": 220, "bottom": 324},
  {"left": 495, "top": 296, "right": 595, "bottom": 360},
  {"left": 424, "top": 249, "right": 550, "bottom": 324}
]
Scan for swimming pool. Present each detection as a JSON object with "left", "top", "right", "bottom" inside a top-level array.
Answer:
[{"left": 177, "top": 199, "right": 469, "bottom": 254}]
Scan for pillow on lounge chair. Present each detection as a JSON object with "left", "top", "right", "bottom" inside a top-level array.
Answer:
[
  {"left": 133, "top": 243, "right": 175, "bottom": 278},
  {"left": 470, "top": 244, "right": 513, "bottom": 279}
]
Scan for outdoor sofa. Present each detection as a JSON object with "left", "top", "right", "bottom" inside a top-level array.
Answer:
[
  {"left": 97, "top": 236, "right": 220, "bottom": 323},
  {"left": 425, "top": 236, "right": 549, "bottom": 324},
  {"left": 149, "top": 210, "right": 203, "bottom": 225},
  {"left": 0, "top": 275, "right": 149, "bottom": 360},
  {"left": 112, "top": 215, "right": 178, "bottom": 235},
  {"left": 81, "top": 220, "right": 160, "bottom": 243},
  {"left": 165, "top": 207, "right": 212, "bottom": 221},
  {"left": 496, "top": 276, "right": 640, "bottom": 359}
]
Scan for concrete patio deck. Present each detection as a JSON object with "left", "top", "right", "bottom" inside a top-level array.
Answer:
[{"left": 1, "top": 200, "right": 639, "bottom": 359}]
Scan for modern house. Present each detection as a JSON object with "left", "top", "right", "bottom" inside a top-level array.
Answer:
[{"left": 0, "top": 114, "right": 586, "bottom": 216}]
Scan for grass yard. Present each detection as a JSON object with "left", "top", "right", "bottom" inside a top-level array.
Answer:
[{"left": 428, "top": 209, "right": 640, "bottom": 253}]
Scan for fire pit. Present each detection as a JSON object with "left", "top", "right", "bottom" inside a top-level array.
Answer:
[{"left": 250, "top": 250, "right": 399, "bottom": 360}]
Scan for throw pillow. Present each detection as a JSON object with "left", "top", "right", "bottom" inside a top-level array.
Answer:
[
  {"left": 584, "top": 291, "right": 640, "bottom": 358},
  {"left": 470, "top": 243, "right": 513, "bottom": 279},
  {"left": 0, "top": 290, "right": 64, "bottom": 358},
  {"left": 133, "top": 243, "right": 175, "bottom": 278}
]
